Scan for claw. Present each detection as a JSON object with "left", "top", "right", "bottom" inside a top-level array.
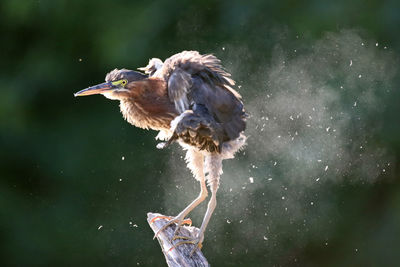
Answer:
[
  {"left": 171, "top": 235, "right": 191, "bottom": 241},
  {"left": 172, "top": 236, "right": 203, "bottom": 257},
  {"left": 153, "top": 220, "right": 176, "bottom": 239},
  {"left": 190, "top": 241, "right": 203, "bottom": 257},
  {"left": 150, "top": 215, "right": 192, "bottom": 239},
  {"left": 150, "top": 215, "right": 173, "bottom": 224},
  {"left": 171, "top": 216, "right": 194, "bottom": 238}
]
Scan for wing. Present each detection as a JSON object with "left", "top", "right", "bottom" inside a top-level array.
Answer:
[
  {"left": 137, "top": 58, "right": 163, "bottom": 76},
  {"left": 158, "top": 51, "right": 246, "bottom": 142},
  {"left": 167, "top": 68, "right": 192, "bottom": 113}
]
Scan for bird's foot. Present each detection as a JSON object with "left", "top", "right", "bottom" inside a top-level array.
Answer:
[
  {"left": 172, "top": 233, "right": 204, "bottom": 256},
  {"left": 156, "top": 142, "right": 168, "bottom": 149},
  {"left": 152, "top": 215, "right": 192, "bottom": 240},
  {"left": 156, "top": 134, "right": 177, "bottom": 149}
]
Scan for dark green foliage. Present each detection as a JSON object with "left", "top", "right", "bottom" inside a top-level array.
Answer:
[{"left": 1, "top": 1, "right": 400, "bottom": 266}]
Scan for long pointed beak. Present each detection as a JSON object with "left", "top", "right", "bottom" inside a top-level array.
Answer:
[{"left": 74, "top": 82, "right": 115, "bottom": 97}]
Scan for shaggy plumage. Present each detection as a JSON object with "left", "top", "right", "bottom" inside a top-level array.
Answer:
[{"left": 75, "top": 51, "right": 247, "bottom": 254}]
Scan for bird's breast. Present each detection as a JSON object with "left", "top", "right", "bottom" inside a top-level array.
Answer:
[{"left": 120, "top": 79, "right": 178, "bottom": 131}]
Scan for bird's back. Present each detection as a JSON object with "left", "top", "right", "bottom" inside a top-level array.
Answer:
[{"left": 157, "top": 51, "right": 246, "bottom": 143}]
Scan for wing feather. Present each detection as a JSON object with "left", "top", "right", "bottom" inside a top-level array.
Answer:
[
  {"left": 167, "top": 68, "right": 192, "bottom": 113},
  {"left": 153, "top": 51, "right": 246, "bottom": 142}
]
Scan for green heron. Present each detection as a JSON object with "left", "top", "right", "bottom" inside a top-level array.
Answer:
[{"left": 75, "top": 51, "right": 246, "bottom": 254}]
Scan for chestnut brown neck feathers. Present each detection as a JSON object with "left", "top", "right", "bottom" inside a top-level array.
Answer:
[{"left": 120, "top": 78, "right": 178, "bottom": 130}]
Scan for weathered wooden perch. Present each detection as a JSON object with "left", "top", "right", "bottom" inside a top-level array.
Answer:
[{"left": 147, "top": 212, "right": 210, "bottom": 267}]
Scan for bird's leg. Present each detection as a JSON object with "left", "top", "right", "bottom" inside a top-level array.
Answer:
[
  {"left": 154, "top": 150, "right": 207, "bottom": 239},
  {"left": 153, "top": 177, "right": 207, "bottom": 238},
  {"left": 174, "top": 154, "right": 222, "bottom": 256},
  {"left": 164, "top": 177, "right": 208, "bottom": 238},
  {"left": 174, "top": 190, "right": 217, "bottom": 256}
]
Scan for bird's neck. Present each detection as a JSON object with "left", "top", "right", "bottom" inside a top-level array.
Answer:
[{"left": 119, "top": 78, "right": 178, "bottom": 131}]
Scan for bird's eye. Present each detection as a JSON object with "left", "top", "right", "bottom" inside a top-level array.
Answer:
[{"left": 121, "top": 79, "right": 127, "bottom": 86}]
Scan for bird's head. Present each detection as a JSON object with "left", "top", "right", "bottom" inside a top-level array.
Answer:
[{"left": 74, "top": 69, "right": 148, "bottom": 100}]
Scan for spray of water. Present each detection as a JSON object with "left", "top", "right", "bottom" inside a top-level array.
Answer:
[{"left": 159, "top": 29, "right": 397, "bottom": 261}]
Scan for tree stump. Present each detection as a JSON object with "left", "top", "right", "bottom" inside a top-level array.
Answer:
[{"left": 147, "top": 212, "right": 210, "bottom": 267}]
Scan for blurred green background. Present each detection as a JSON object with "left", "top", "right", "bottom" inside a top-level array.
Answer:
[{"left": 1, "top": 0, "right": 400, "bottom": 266}]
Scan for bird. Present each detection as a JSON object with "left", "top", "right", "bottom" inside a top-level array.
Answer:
[{"left": 75, "top": 51, "right": 246, "bottom": 254}]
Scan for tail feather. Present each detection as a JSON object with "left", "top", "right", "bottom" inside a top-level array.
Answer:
[{"left": 172, "top": 110, "right": 224, "bottom": 153}]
